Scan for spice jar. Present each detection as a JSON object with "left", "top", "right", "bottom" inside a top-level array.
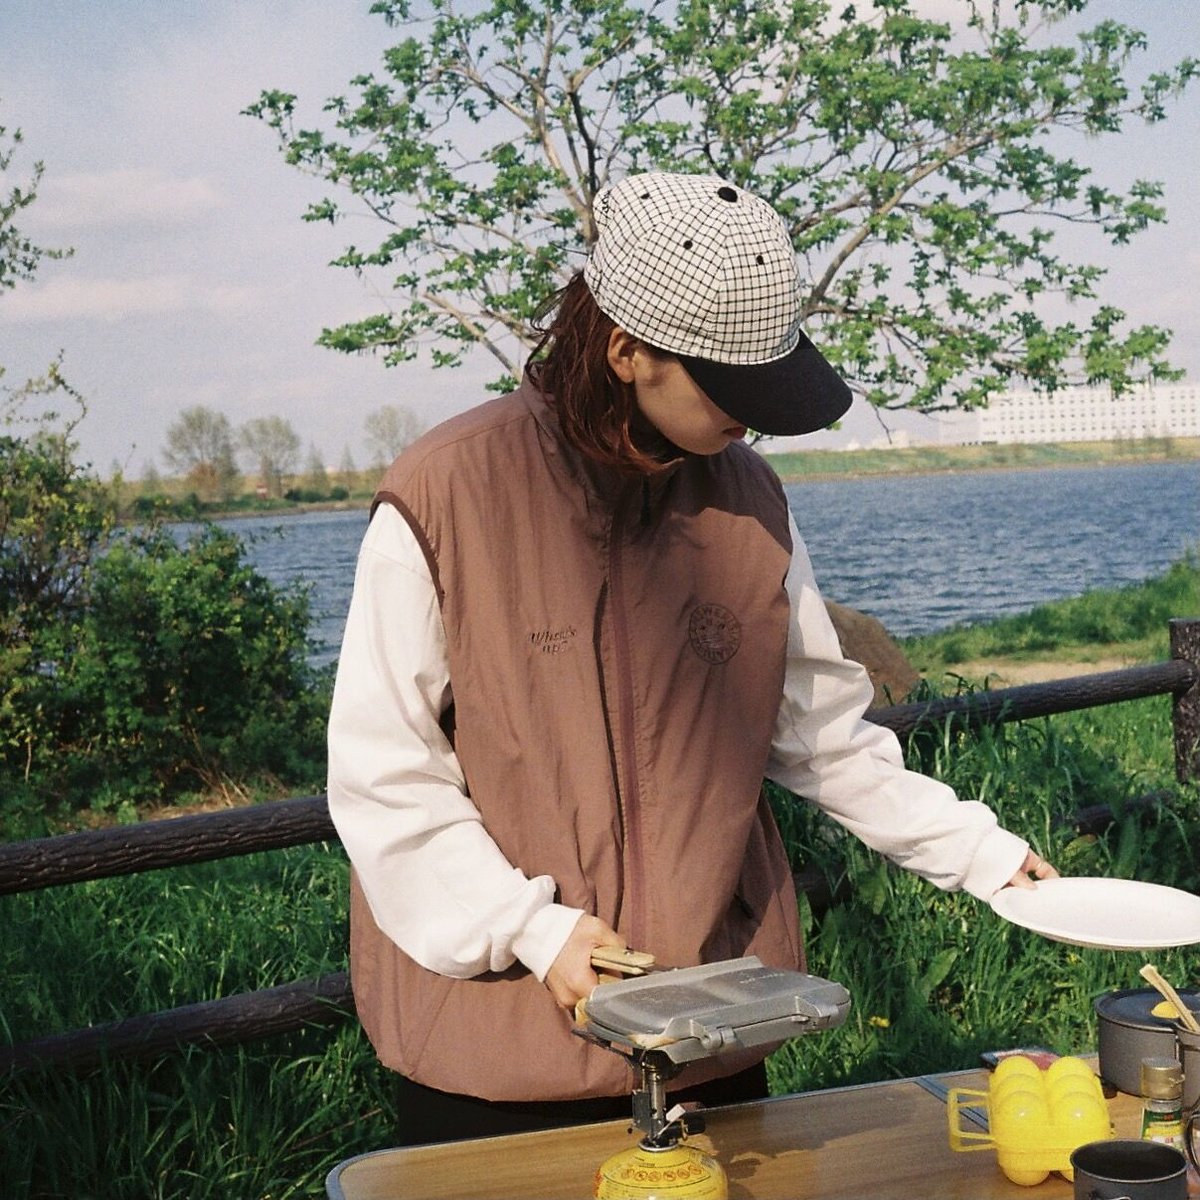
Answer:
[{"left": 1141, "top": 1056, "right": 1185, "bottom": 1151}]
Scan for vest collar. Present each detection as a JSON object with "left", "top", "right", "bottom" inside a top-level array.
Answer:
[{"left": 519, "top": 373, "right": 688, "bottom": 515}]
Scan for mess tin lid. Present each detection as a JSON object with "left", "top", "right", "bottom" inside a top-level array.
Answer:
[
  {"left": 580, "top": 956, "right": 851, "bottom": 1065},
  {"left": 1095, "top": 986, "right": 1200, "bottom": 1031}
]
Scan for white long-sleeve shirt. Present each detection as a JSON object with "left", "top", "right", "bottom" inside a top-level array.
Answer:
[{"left": 327, "top": 503, "right": 1028, "bottom": 985}]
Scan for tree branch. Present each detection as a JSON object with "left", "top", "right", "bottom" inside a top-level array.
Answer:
[{"left": 419, "top": 290, "right": 522, "bottom": 374}]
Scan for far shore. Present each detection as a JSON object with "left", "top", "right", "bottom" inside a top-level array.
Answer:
[
  {"left": 130, "top": 435, "right": 1198, "bottom": 522},
  {"left": 761, "top": 435, "right": 1199, "bottom": 484}
]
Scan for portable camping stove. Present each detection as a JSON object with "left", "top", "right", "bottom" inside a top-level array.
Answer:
[{"left": 574, "top": 956, "right": 851, "bottom": 1199}]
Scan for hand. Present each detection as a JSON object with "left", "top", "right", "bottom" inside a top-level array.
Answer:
[
  {"left": 544, "top": 914, "right": 624, "bottom": 1010},
  {"left": 1003, "top": 848, "right": 1060, "bottom": 891}
]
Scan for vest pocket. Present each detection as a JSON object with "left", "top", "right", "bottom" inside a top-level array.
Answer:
[
  {"left": 701, "top": 802, "right": 802, "bottom": 969},
  {"left": 701, "top": 888, "right": 758, "bottom": 962}
]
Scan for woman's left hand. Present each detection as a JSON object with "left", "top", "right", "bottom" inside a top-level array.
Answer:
[{"left": 1003, "top": 848, "right": 1060, "bottom": 890}]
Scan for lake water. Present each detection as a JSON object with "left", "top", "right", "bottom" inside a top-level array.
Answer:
[
  {"left": 785, "top": 460, "right": 1198, "bottom": 638},
  {"left": 211, "top": 460, "right": 1198, "bottom": 667}
]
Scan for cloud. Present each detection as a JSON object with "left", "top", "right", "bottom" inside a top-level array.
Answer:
[
  {"left": 33, "top": 168, "right": 225, "bottom": 229},
  {"left": 4, "top": 273, "right": 270, "bottom": 322}
]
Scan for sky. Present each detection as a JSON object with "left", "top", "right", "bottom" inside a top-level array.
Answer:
[{"left": 2, "top": 0, "right": 1198, "bottom": 476}]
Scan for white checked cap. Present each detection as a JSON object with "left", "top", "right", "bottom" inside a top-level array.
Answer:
[{"left": 583, "top": 172, "right": 851, "bottom": 435}]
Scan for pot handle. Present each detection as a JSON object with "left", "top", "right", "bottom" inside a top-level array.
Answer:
[{"left": 1186, "top": 1107, "right": 1200, "bottom": 1174}]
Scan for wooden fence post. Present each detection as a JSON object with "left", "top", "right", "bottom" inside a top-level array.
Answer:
[{"left": 1171, "top": 618, "right": 1200, "bottom": 784}]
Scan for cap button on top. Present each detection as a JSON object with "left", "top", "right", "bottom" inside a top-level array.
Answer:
[{"left": 717, "top": 185, "right": 738, "bottom": 202}]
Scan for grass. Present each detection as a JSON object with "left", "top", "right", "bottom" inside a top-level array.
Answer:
[
  {"left": 2, "top": 1032, "right": 393, "bottom": 1200},
  {"left": 2, "top": 848, "right": 394, "bottom": 1200},
  {"left": 3, "top": 561, "right": 1199, "bottom": 1197},
  {"left": 767, "top": 701, "right": 1199, "bottom": 1097},
  {"left": 900, "top": 553, "right": 1199, "bottom": 676}
]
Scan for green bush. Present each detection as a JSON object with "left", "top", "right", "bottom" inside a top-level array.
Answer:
[
  {"left": 4, "top": 524, "right": 332, "bottom": 835},
  {"left": 284, "top": 487, "right": 326, "bottom": 503},
  {"left": 128, "top": 492, "right": 205, "bottom": 521},
  {"left": 1, "top": 415, "right": 332, "bottom": 837}
]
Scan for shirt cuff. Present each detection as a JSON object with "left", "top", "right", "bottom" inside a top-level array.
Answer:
[
  {"left": 959, "top": 826, "right": 1030, "bottom": 900},
  {"left": 510, "top": 902, "right": 586, "bottom": 983}
]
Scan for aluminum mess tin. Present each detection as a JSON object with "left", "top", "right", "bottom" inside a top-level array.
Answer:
[
  {"left": 578, "top": 956, "right": 851, "bottom": 1065},
  {"left": 1095, "top": 987, "right": 1200, "bottom": 1095}
]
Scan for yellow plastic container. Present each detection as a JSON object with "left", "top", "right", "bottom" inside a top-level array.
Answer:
[{"left": 948, "top": 1055, "right": 1113, "bottom": 1186}]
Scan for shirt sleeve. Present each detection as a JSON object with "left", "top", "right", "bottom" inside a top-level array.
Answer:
[
  {"left": 326, "top": 503, "right": 583, "bottom": 982},
  {"left": 766, "top": 512, "right": 1028, "bottom": 900}
]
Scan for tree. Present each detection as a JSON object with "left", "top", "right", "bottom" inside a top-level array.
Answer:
[
  {"left": 163, "top": 405, "right": 240, "bottom": 501},
  {"left": 1, "top": 370, "right": 112, "bottom": 641},
  {"left": 303, "top": 441, "right": 329, "bottom": 494},
  {"left": 240, "top": 414, "right": 301, "bottom": 498},
  {"left": 1, "top": 117, "right": 98, "bottom": 654},
  {"left": 337, "top": 443, "right": 358, "bottom": 490},
  {"left": 364, "top": 403, "right": 424, "bottom": 467},
  {"left": 1, "top": 121, "right": 71, "bottom": 295},
  {"left": 248, "top": 0, "right": 1196, "bottom": 418}
]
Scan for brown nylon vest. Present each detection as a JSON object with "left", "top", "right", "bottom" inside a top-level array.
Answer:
[{"left": 350, "top": 377, "right": 804, "bottom": 1101}]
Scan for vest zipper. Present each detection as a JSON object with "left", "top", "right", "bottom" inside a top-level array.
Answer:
[{"left": 608, "top": 485, "right": 645, "bottom": 950}]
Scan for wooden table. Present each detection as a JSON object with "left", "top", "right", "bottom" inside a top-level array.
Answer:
[{"left": 325, "top": 1065, "right": 1146, "bottom": 1199}]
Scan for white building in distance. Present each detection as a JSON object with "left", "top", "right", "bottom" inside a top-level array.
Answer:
[{"left": 940, "top": 380, "right": 1199, "bottom": 445}]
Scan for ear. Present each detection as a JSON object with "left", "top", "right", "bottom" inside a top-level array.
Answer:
[{"left": 606, "top": 327, "right": 639, "bottom": 384}]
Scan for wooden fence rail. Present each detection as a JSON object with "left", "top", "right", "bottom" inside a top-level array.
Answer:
[
  {"left": 2, "top": 974, "right": 356, "bottom": 1076},
  {"left": 3, "top": 618, "right": 1197, "bottom": 1077},
  {"left": 0, "top": 792, "right": 335, "bottom": 898}
]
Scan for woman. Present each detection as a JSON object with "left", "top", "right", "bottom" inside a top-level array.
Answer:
[{"left": 326, "top": 171, "right": 1057, "bottom": 1145}]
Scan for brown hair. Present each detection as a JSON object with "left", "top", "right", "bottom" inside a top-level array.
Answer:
[{"left": 528, "top": 272, "right": 667, "bottom": 476}]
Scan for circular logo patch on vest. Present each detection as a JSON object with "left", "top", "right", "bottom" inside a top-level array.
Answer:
[{"left": 688, "top": 603, "right": 742, "bottom": 664}]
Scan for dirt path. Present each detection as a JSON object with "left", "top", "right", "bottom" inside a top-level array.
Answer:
[{"left": 946, "top": 656, "right": 1136, "bottom": 685}]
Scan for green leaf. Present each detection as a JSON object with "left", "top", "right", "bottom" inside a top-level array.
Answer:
[
  {"left": 915, "top": 948, "right": 959, "bottom": 1003},
  {"left": 859, "top": 856, "right": 893, "bottom": 916}
]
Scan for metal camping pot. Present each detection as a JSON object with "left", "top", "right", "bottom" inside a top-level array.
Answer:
[
  {"left": 1070, "top": 1139, "right": 1187, "bottom": 1200},
  {"left": 1095, "top": 988, "right": 1200, "bottom": 1095}
]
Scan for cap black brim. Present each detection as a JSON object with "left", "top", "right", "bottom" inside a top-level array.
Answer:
[{"left": 678, "top": 330, "right": 852, "bottom": 436}]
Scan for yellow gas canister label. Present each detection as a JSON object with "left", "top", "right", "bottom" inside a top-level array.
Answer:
[{"left": 593, "top": 1142, "right": 728, "bottom": 1199}]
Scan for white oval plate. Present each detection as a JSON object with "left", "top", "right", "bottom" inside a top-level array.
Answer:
[{"left": 989, "top": 877, "right": 1200, "bottom": 950}]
